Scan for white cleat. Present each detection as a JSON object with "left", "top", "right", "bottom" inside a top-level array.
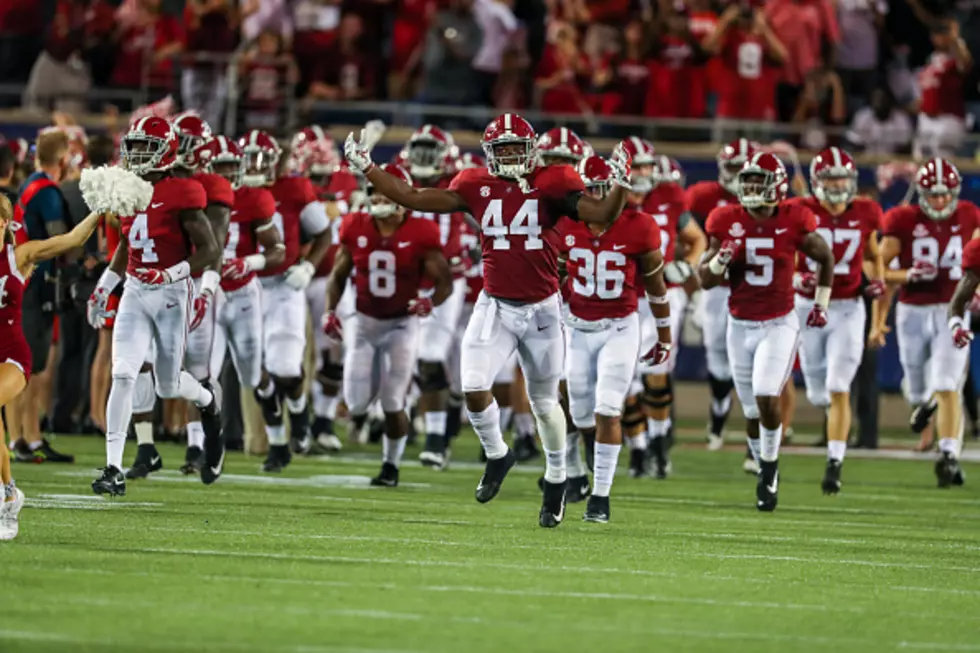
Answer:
[
  {"left": 316, "top": 433, "right": 343, "bottom": 453},
  {"left": 707, "top": 433, "right": 724, "bottom": 451},
  {"left": 743, "top": 457, "right": 761, "bottom": 475},
  {"left": 0, "top": 488, "right": 25, "bottom": 541}
]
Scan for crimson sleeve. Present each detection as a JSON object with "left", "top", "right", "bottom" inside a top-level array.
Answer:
[
  {"left": 881, "top": 207, "right": 905, "bottom": 237},
  {"left": 204, "top": 174, "right": 235, "bottom": 208},
  {"left": 254, "top": 189, "right": 277, "bottom": 220},
  {"left": 178, "top": 179, "right": 208, "bottom": 210},
  {"left": 867, "top": 201, "right": 883, "bottom": 232},
  {"left": 300, "top": 177, "right": 318, "bottom": 206},
  {"left": 645, "top": 215, "right": 663, "bottom": 252},
  {"left": 448, "top": 167, "right": 474, "bottom": 193},
  {"left": 705, "top": 207, "right": 726, "bottom": 240},
  {"left": 338, "top": 213, "right": 356, "bottom": 246}
]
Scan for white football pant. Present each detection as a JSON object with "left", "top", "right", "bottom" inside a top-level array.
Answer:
[
  {"left": 261, "top": 276, "right": 307, "bottom": 379},
  {"left": 344, "top": 313, "right": 419, "bottom": 414},
  {"left": 727, "top": 311, "right": 801, "bottom": 420},
  {"left": 896, "top": 302, "right": 969, "bottom": 405},
  {"left": 795, "top": 296, "right": 865, "bottom": 407}
]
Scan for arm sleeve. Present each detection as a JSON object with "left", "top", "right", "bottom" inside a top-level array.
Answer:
[
  {"left": 254, "top": 190, "right": 277, "bottom": 221},
  {"left": 421, "top": 220, "right": 442, "bottom": 251},
  {"left": 206, "top": 175, "right": 235, "bottom": 208},
  {"left": 300, "top": 201, "right": 330, "bottom": 236},
  {"left": 881, "top": 208, "right": 903, "bottom": 237},
  {"left": 180, "top": 180, "right": 208, "bottom": 210},
  {"left": 869, "top": 202, "right": 883, "bottom": 232},
  {"left": 645, "top": 216, "right": 663, "bottom": 252},
  {"left": 705, "top": 208, "right": 724, "bottom": 240},
  {"left": 677, "top": 210, "right": 693, "bottom": 230}
]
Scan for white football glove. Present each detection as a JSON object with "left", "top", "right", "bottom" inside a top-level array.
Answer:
[
  {"left": 663, "top": 260, "right": 693, "bottom": 285},
  {"left": 344, "top": 131, "right": 375, "bottom": 174},
  {"left": 86, "top": 287, "right": 114, "bottom": 329},
  {"left": 284, "top": 260, "right": 315, "bottom": 290},
  {"left": 607, "top": 141, "right": 633, "bottom": 191}
]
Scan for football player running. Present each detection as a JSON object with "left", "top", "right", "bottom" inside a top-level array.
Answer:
[
  {"left": 345, "top": 114, "right": 632, "bottom": 527},
  {"left": 880, "top": 158, "right": 979, "bottom": 487},
  {"left": 788, "top": 147, "right": 885, "bottom": 494},
  {"left": 699, "top": 152, "right": 834, "bottom": 511},
  {"left": 88, "top": 117, "right": 223, "bottom": 495},
  {"left": 558, "top": 156, "right": 671, "bottom": 523},
  {"left": 322, "top": 163, "right": 452, "bottom": 487},
  {"left": 241, "top": 130, "right": 332, "bottom": 472},
  {"left": 623, "top": 137, "right": 706, "bottom": 479}
]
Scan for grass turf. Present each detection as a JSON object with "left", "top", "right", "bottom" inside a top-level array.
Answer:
[{"left": 3, "top": 431, "right": 980, "bottom": 653}]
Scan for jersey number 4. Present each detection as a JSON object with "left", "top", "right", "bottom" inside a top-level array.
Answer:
[
  {"left": 130, "top": 213, "right": 158, "bottom": 263},
  {"left": 569, "top": 248, "right": 626, "bottom": 299},
  {"left": 481, "top": 199, "right": 542, "bottom": 250}
]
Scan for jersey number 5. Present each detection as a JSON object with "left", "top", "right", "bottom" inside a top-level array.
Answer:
[
  {"left": 481, "top": 199, "right": 542, "bottom": 251},
  {"left": 744, "top": 237, "right": 774, "bottom": 286},
  {"left": 130, "top": 213, "right": 158, "bottom": 263},
  {"left": 569, "top": 248, "right": 626, "bottom": 299}
]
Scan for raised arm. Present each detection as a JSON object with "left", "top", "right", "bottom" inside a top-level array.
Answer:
[
  {"left": 574, "top": 186, "right": 630, "bottom": 225},
  {"left": 365, "top": 165, "right": 468, "bottom": 214},
  {"left": 15, "top": 210, "right": 102, "bottom": 277}
]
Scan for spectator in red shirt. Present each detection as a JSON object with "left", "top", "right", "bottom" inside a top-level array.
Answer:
[
  {"left": 535, "top": 23, "right": 592, "bottom": 115},
  {"left": 389, "top": 0, "right": 438, "bottom": 100},
  {"left": 703, "top": 3, "right": 787, "bottom": 124},
  {"left": 181, "top": 0, "right": 240, "bottom": 129},
  {"left": 914, "top": 18, "right": 973, "bottom": 157},
  {"left": 592, "top": 20, "right": 653, "bottom": 116},
  {"left": 111, "top": 0, "right": 185, "bottom": 104},
  {"left": 306, "top": 13, "right": 376, "bottom": 103},
  {"left": 239, "top": 29, "right": 297, "bottom": 131},
  {"left": 0, "top": 0, "right": 43, "bottom": 89},
  {"left": 648, "top": 5, "right": 709, "bottom": 118}
]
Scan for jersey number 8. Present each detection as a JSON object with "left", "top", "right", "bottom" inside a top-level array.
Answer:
[{"left": 368, "top": 250, "right": 397, "bottom": 298}]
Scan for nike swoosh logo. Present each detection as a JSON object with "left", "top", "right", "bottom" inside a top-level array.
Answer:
[
  {"left": 537, "top": 325, "right": 548, "bottom": 331},
  {"left": 211, "top": 450, "right": 225, "bottom": 477},
  {"left": 272, "top": 404, "right": 282, "bottom": 418},
  {"left": 848, "top": 221, "right": 860, "bottom": 227},
  {"left": 151, "top": 202, "right": 164, "bottom": 209},
  {"left": 231, "top": 211, "right": 239, "bottom": 216},
  {"left": 617, "top": 326, "right": 627, "bottom": 332},
  {"left": 242, "top": 306, "right": 252, "bottom": 312},
  {"left": 658, "top": 204, "right": 670, "bottom": 210},
  {"left": 150, "top": 456, "right": 160, "bottom": 466},
  {"left": 775, "top": 228, "right": 788, "bottom": 234},
  {"left": 166, "top": 302, "right": 178, "bottom": 309},
  {"left": 766, "top": 472, "right": 779, "bottom": 494},
  {"left": 398, "top": 242, "right": 411, "bottom": 248},
  {"left": 613, "top": 244, "right": 625, "bottom": 251},
  {"left": 952, "top": 226, "right": 961, "bottom": 232}
]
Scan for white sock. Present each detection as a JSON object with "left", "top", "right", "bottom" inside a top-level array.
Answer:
[
  {"left": 187, "top": 421, "right": 205, "bottom": 449},
  {"left": 628, "top": 434, "right": 647, "bottom": 450},
  {"left": 498, "top": 406, "right": 513, "bottom": 433},
  {"left": 565, "top": 431, "right": 587, "bottom": 478},
  {"left": 647, "top": 418, "right": 669, "bottom": 440},
  {"left": 760, "top": 424, "right": 782, "bottom": 462},
  {"left": 827, "top": 439, "right": 846, "bottom": 462},
  {"left": 256, "top": 378, "right": 276, "bottom": 399},
  {"left": 135, "top": 422, "right": 155, "bottom": 445},
  {"left": 747, "top": 437, "right": 761, "bottom": 462},
  {"left": 939, "top": 437, "right": 959, "bottom": 457},
  {"left": 106, "top": 430, "right": 125, "bottom": 470},
  {"left": 593, "top": 442, "right": 621, "bottom": 497},
  {"left": 314, "top": 391, "right": 339, "bottom": 419},
  {"left": 514, "top": 412, "right": 534, "bottom": 438},
  {"left": 468, "top": 401, "right": 508, "bottom": 460},
  {"left": 382, "top": 435, "right": 407, "bottom": 467},
  {"left": 106, "top": 375, "right": 136, "bottom": 470},
  {"left": 536, "top": 404, "right": 567, "bottom": 484},
  {"left": 424, "top": 411, "right": 447, "bottom": 436},
  {"left": 178, "top": 371, "right": 212, "bottom": 407},
  {"left": 285, "top": 393, "right": 307, "bottom": 415},
  {"left": 266, "top": 425, "right": 288, "bottom": 446}
]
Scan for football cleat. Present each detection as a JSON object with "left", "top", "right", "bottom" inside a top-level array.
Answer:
[
  {"left": 743, "top": 444, "right": 760, "bottom": 474},
  {"left": 200, "top": 380, "right": 224, "bottom": 483},
  {"left": 290, "top": 433, "right": 313, "bottom": 455},
  {"left": 289, "top": 405, "right": 313, "bottom": 455},
  {"left": 92, "top": 466, "right": 126, "bottom": 497},
  {"left": 311, "top": 433, "right": 343, "bottom": 454},
  {"left": 12, "top": 439, "right": 42, "bottom": 464},
  {"left": 565, "top": 475, "right": 591, "bottom": 503},
  {"left": 650, "top": 438, "right": 671, "bottom": 479},
  {"left": 125, "top": 443, "right": 163, "bottom": 479},
  {"left": 582, "top": 494, "right": 610, "bottom": 523},
  {"left": 821, "top": 459, "right": 842, "bottom": 495},
  {"left": 261, "top": 445, "right": 292, "bottom": 473},
  {"left": 707, "top": 433, "right": 724, "bottom": 451},
  {"left": 628, "top": 448, "right": 647, "bottom": 478},
  {"left": 420, "top": 433, "right": 448, "bottom": 469},
  {"left": 179, "top": 446, "right": 204, "bottom": 475},
  {"left": 756, "top": 460, "right": 779, "bottom": 512},
  {"left": 538, "top": 479, "right": 567, "bottom": 528},
  {"left": 935, "top": 452, "right": 963, "bottom": 488},
  {"left": 0, "top": 487, "right": 25, "bottom": 540},
  {"left": 370, "top": 462, "right": 400, "bottom": 487},
  {"left": 475, "top": 449, "right": 516, "bottom": 503},
  {"left": 910, "top": 399, "right": 938, "bottom": 434},
  {"left": 512, "top": 433, "right": 540, "bottom": 463},
  {"left": 37, "top": 438, "right": 75, "bottom": 463}
]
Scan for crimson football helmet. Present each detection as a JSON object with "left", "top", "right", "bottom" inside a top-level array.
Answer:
[
  {"left": 577, "top": 155, "right": 613, "bottom": 197},
  {"left": 736, "top": 152, "right": 788, "bottom": 210},
  {"left": 239, "top": 129, "right": 281, "bottom": 187},
  {"left": 366, "top": 163, "right": 412, "bottom": 220},
  {"left": 916, "top": 157, "right": 961, "bottom": 220},
  {"left": 810, "top": 146, "right": 857, "bottom": 206},
  {"left": 406, "top": 124, "right": 454, "bottom": 180},
  {"left": 457, "top": 152, "right": 486, "bottom": 171},
  {"left": 622, "top": 136, "right": 657, "bottom": 194},
  {"left": 172, "top": 112, "right": 212, "bottom": 169},
  {"left": 537, "top": 127, "right": 585, "bottom": 166},
  {"left": 289, "top": 125, "right": 339, "bottom": 183},
  {"left": 198, "top": 135, "right": 244, "bottom": 189},
  {"left": 651, "top": 155, "right": 684, "bottom": 188},
  {"left": 121, "top": 116, "right": 179, "bottom": 175},
  {"left": 482, "top": 113, "right": 536, "bottom": 178},
  {"left": 718, "top": 138, "right": 759, "bottom": 194}
]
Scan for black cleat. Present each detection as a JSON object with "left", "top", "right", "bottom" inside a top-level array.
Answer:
[
  {"left": 419, "top": 433, "right": 448, "bottom": 469},
  {"left": 821, "top": 459, "right": 842, "bottom": 495},
  {"left": 756, "top": 460, "right": 779, "bottom": 512},
  {"left": 261, "top": 445, "right": 292, "bottom": 473},
  {"left": 92, "top": 466, "right": 126, "bottom": 496},
  {"left": 538, "top": 479, "right": 566, "bottom": 528},
  {"left": 126, "top": 443, "right": 163, "bottom": 479},
  {"left": 911, "top": 399, "right": 938, "bottom": 434},
  {"left": 179, "top": 446, "right": 204, "bottom": 476},
  {"left": 37, "top": 438, "right": 74, "bottom": 463},
  {"left": 512, "top": 433, "right": 540, "bottom": 463},
  {"left": 200, "top": 381, "right": 224, "bottom": 484},
  {"left": 475, "top": 449, "right": 516, "bottom": 503},
  {"left": 628, "top": 448, "right": 647, "bottom": 478},
  {"left": 935, "top": 452, "right": 963, "bottom": 488},
  {"left": 565, "top": 475, "right": 591, "bottom": 503},
  {"left": 582, "top": 494, "right": 610, "bottom": 523},
  {"left": 650, "top": 437, "right": 671, "bottom": 479},
  {"left": 289, "top": 404, "right": 312, "bottom": 455},
  {"left": 370, "top": 462, "right": 400, "bottom": 487}
]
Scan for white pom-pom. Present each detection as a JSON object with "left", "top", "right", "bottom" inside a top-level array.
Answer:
[{"left": 81, "top": 166, "right": 154, "bottom": 216}]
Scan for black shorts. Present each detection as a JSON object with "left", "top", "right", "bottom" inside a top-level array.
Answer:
[{"left": 22, "top": 283, "right": 54, "bottom": 375}]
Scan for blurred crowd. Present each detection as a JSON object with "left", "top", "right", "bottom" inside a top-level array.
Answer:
[{"left": 0, "top": 0, "right": 978, "bottom": 154}]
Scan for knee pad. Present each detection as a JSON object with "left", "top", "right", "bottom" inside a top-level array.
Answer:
[
  {"left": 317, "top": 361, "right": 343, "bottom": 387},
  {"left": 622, "top": 395, "right": 644, "bottom": 429},
  {"left": 417, "top": 361, "right": 449, "bottom": 393},
  {"left": 641, "top": 376, "right": 673, "bottom": 410},
  {"left": 708, "top": 374, "right": 734, "bottom": 402},
  {"left": 594, "top": 400, "right": 623, "bottom": 419},
  {"left": 526, "top": 380, "right": 559, "bottom": 417},
  {"left": 133, "top": 370, "right": 156, "bottom": 414},
  {"left": 111, "top": 357, "right": 140, "bottom": 383},
  {"left": 273, "top": 375, "right": 303, "bottom": 395}
]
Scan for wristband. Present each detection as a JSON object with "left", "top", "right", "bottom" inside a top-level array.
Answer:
[
  {"left": 950, "top": 316, "right": 967, "bottom": 331},
  {"left": 97, "top": 269, "right": 122, "bottom": 292},
  {"left": 646, "top": 292, "right": 668, "bottom": 304},
  {"left": 708, "top": 254, "right": 728, "bottom": 276},
  {"left": 814, "top": 286, "right": 831, "bottom": 309},
  {"left": 200, "top": 269, "right": 220, "bottom": 295},
  {"left": 165, "top": 261, "right": 191, "bottom": 283},
  {"left": 655, "top": 318, "right": 671, "bottom": 328},
  {"left": 244, "top": 253, "right": 267, "bottom": 271}
]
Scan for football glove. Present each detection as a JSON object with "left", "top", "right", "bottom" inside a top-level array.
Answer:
[
  {"left": 641, "top": 341, "right": 671, "bottom": 365},
  {"left": 407, "top": 296, "right": 434, "bottom": 317},
  {"left": 907, "top": 259, "right": 938, "bottom": 283},
  {"left": 284, "top": 260, "right": 315, "bottom": 290},
  {"left": 189, "top": 291, "right": 212, "bottom": 332},
  {"left": 344, "top": 131, "right": 375, "bottom": 174},
  {"left": 86, "top": 287, "right": 114, "bottom": 329},
  {"left": 806, "top": 304, "right": 828, "bottom": 328},
  {"left": 321, "top": 311, "right": 343, "bottom": 341}
]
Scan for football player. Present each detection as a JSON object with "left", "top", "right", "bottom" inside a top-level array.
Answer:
[
  {"left": 322, "top": 163, "right": 452, "bottom": 486},
  {"left": 345, "top": 114, "right": 632, "bottom": 528},
  {"left": 88, "top": 117, "right": 223, "bottom": 495},
  {"left": 536, "top": 127, "right": 585, "bottom": 167},
  {"left": 699, "top": 152, "right": 834, "bottom": 511},
  {"left": 880, "top": 158, "right": 979, "bottom": 487},
  {"left": 787, "top": 147, "right": 885, "bottom": 494},
  {"left": 558, "top": 156, "right": 671, "bottom": 522},
  {"left": 241, "top": 130, "right": 332, "bottom": 472}
]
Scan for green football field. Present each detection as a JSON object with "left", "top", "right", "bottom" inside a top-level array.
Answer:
[{"left": 3, "top": 430, "right": 980, "bottom": 653}]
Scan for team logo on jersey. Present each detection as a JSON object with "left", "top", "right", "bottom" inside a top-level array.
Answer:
[
  {"left": 357, "top": 236, "right": 368, "bottom": 248},
  {"left": 565, "top": 235, "right": 575, "bottom": 247},
  {"left": 717, "top": 200, "right": 728, "bottom": 207},
  {"left": 480, "top": 186, "right": 490, "bottom": 197},
  {"left": 913, "top": 224, "right": 930, "bottom": 238},
  {"left": 729, "top": 222, "right": 745, "bottom": 238}
]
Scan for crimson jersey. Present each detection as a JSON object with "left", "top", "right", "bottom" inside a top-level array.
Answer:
[
  {"left": 789, "top": 196, "right": 882, "bottom": 300},
  {"left": 641, "top": 182, "right": 687, "bottom": 264},
  {"left": 687, "top": 181, "right": 736, "bottom": 225},
  {"left": 318, "top": 168, "right": 359, "bottom": 206},
  {"left": 706, "top": 203, "right": 817, "bottom": 321},
  {"left": 120, "top": 177, "right": 205, "bottom": 275},
  {"left": 223, "top": 186, "right": 276, "bottom": 292},
  {"left": 191, "top": 171, "right": 235, "bottom": 279},
  {"left": 460, "top": 220, "right": 483, "bottom": 304},
  {"left": 557, "top": 206, "right": 661, "bottom": 321},
  {"left": 340, "top": 212, "right": 441, "bottom": 319},
  {"left": 918, "top": 52, "right": 965, "bottom": 118},
  {"left": 882, "top": 201, "right": 980, "bottom": 305},
  {"left": 0, "top": 243, "right": 31, "bottom": 377},
  {"left": 962, "top": 237, "right": 980, "bottom": 274},
  {"left": 450, "top": 165, "right": 584, "bottom": 303},
  {"left": 264, "top": 176, "right": 318, "bottom": 277}
]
